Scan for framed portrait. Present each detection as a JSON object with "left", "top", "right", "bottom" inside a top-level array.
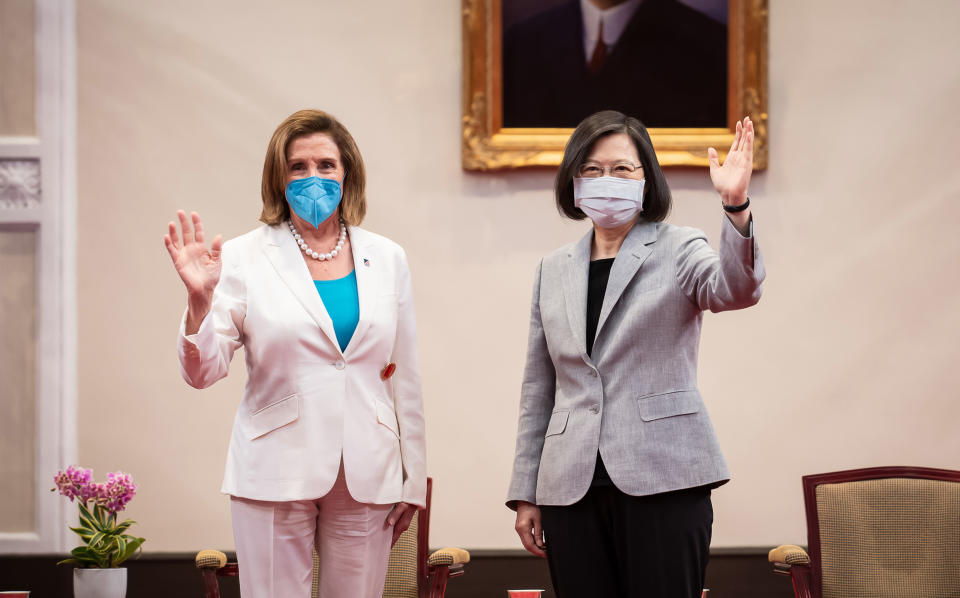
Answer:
[{"left": 462, "top": 0, "right": 768, "bottom": 170}]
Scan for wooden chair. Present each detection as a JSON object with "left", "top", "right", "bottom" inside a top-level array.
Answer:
[
  {"left": 196, "top": 478, "right": 469, "bottom": 598},
  {"left": 768, "top": 466, "right": 960, "bottom": 598}
]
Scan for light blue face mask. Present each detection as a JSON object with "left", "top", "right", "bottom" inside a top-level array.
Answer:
[{"left": 285, "top": 176, "right": 343, "bottom": 229}]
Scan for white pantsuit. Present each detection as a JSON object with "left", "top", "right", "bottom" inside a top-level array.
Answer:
[
  {"left": 230, "top": 465, "right": 394, "bottom": 598},
  {"left": 178, "top": 223, "right": 426, "bottom": 597}
]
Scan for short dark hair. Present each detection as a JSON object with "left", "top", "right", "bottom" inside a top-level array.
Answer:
[
  {"left": 260, "top": 109, "right": 367, "bottom": 226},
  {"left": 555, "top": 110, "right": 672, "bottom": 222}
]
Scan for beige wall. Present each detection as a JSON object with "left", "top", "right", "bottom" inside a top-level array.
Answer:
[
  {"left": 0, "top": 230, "right": 37, "bottom": 532},
  {"left": 75, "top": 0, "right": 960, "bottom": 552},
  {"left": 0, "top": 0, "right": 35, "bottom": 135}
]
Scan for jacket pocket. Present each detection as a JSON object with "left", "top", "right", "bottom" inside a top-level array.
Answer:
[
  {"left": 247, "top": 393, "right": 300, "bottom": 439},
  {"left": 545, "top": 410, "right": 570, "bottom": 437},
  {"left": 376, "top": 400, "right": 400, "bottom": 439},
  {"left": 637, "top": 390, "right": 701, "bottom": 422}
]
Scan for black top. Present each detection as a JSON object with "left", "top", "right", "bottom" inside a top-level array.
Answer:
[
  {"left": 587, "top": 258, "right": 615, "bottom": 486},
  {"left": 586, "top": 258, "right": 614, "bottom": 357}
]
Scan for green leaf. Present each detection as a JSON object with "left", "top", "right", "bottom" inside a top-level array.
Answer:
[
  {"left": 69, "top": 525, "right": 94, "bottom": 540},
  {"left": 114, "top": 536, "right": 145, "bottom": 565},
  {"left": 93, "top": 504, "right": 111, "bottom": 528},
  {"left": 111, "top": 536, "right": 127, "bottom": 567},
  {"left": 77, "top": 501, "right": 93, "bottom": 520},
  {"left": 87, "top": 530, "right": 108, "bottom": 549},
  {"left": 70, "top": 545, "right": 107, "bottom": 568},
  {"left": 113, "top": 521, "right": 133, "bottom": 534},
  {"left": 77, "top": 503, "right": 100, "bottom": 531}
]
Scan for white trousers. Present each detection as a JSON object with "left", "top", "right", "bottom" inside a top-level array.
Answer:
[{"left": 230, "top": 465, "right": 394, "bottom": 598}]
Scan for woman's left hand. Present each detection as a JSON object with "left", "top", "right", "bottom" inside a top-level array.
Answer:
[
  {"left": 708, "top": 116, "right": 754, "bottom": 206},
  {"left": 386, "top": 502, "right": 417, "bottom": 546}
]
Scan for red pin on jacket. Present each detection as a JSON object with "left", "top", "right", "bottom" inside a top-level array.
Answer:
[{"left": 380, "top": 362, "right": 397, "bottom": 380}]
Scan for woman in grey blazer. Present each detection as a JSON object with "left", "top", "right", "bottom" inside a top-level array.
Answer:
[{"left": 507, "top": 110, "right": 765, "bottom": 597}]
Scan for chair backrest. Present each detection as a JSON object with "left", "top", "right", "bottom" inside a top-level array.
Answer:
[
  {"left": 803, "top": 466, "right": 960, "bottom": 598},
  {"left": 311, "top": 478, "right": 432, "bottom": 598}
]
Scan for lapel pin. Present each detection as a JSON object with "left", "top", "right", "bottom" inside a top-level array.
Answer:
[
  {"left": 363, "top": 258, "right": 371, "bottom": 267},
  {"left": 380, "top": 362, "right": 397, "bottom": 380}
]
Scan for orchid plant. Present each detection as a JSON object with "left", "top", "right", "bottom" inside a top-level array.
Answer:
[{"left": 52, "top": 466, "right": 146, "bottom": 568}]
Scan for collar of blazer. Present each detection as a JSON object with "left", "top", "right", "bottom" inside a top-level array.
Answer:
[
  {"left": 260, "top": 223, "right": 379, "bottom": 357},
  {"left": 562, "top": 219, "right": 659, "bottom": 364}
]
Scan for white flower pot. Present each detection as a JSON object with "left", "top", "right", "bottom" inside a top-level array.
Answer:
[{"left": 73, "top": 568, "right": 127, "bottom": 598}]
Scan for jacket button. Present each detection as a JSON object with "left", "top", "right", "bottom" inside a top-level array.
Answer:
[
  {"left": 334, "top": 360, "right": 345, "bottom": 370},
  {"left": 590, "top": 370, "right": 598, "bottom": 377},
  {"left": 589, "top": 405, "right": 600, "bottom": 414}
]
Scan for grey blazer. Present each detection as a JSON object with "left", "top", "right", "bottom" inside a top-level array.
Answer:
[{"left": 507, "top": 215, "right": 765, "bottom": 508}]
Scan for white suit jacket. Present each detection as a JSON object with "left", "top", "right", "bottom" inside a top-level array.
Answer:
[{"left": 178, "top": 223, "right": 427, "bottom": 507}]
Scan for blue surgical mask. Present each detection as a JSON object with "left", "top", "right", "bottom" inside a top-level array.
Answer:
[{"left": 285, "top": 176, "right": 342, "bottom": 229}]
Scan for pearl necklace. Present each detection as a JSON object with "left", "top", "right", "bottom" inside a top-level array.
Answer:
[{"left": 287, "top": 219, "right": 347, "bottom": 261}]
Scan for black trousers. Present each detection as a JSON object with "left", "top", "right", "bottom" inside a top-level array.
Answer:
[{"left": 539, "top": 485, "right": 713, "bottom": 598}]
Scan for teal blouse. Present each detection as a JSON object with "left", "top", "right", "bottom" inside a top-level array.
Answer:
[{"left": 313, "top": 270, "right": 359, "bottom": 352}]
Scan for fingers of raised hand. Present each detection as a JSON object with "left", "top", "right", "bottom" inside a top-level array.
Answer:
[
  {"left": 164, "top": 220, "right": 181, "bottom": 259},
  {"left": 176, "top": 210, "right": 194, "bottom": 246},
  {"left": 728, "top": 120, "right": 742, "bottom": 154},
  {"left": 734, "top": 117, "right": 754, "bottom": 154},
  {"left": 163, "top": 232, "right": 179, "bottom": 262},
  {"left": 707, "top": 147, "right": 720, "bottom": 170},
  {"left": 210, "top": 234, "right": 223, "bottom": 260},
  {"left": 166, "top": 221, "right": 181, "bottom": 250},
  {"left": 192, "top": 212, "right": 205, "bottom": 244}
]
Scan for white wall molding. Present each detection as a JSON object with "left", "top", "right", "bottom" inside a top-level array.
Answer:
[
  {"left": 0, "top": 159, "right": 42, "bottom": 209},
  {"left": 0, "top": 0, "right": 77, "bottom": 553}
]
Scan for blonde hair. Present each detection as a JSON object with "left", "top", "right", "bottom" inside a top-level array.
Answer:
[{"left": 260, "top": 109, "right": 366, "bottom": 226}]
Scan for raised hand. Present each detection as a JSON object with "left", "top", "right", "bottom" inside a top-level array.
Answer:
[
  {"left": 163, "top": 211, "right": 222, "bottom": 330},
  {"left": 708, "top": 116, "right": 754, "bottom": 206}
]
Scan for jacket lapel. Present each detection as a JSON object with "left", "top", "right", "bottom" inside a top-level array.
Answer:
[
  {"left": 260, "top": 225, "right": 342, "bottom": 355},
  {"left": 594, "top": 220, "right": 658, "bottom": 342},
  {"left": 343, "top": 226, "right": 378, "bottom": 356},
  {"left": 562, "top": 228, "right": 593, "bottom": 363}
]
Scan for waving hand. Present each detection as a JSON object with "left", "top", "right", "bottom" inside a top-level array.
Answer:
[
  {"left": 163, "top": 210, "right": 222, "bottom": 332},
  {"left": 708, "top": 116, "right": 754, "bottom": 206}
]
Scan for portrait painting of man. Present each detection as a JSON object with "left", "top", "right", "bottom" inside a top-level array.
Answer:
[{"left": 502, "top": 0, "right": 728, "bottom": 128}]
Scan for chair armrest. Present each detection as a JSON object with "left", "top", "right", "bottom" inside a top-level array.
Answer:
[
  {"left": 195, "top": 549, "right": 228, "bottom": 569},
  {"left": 426, "top": 549, "right": 470, "bottom": 598},
  {"left": 427, "top": 547, "right": 470, "bottom": 567},
  {"left": 769, "top": 545, "right": 813, "bottom": 598},
  {"left": 768, "top": 545, "right": 810, "bottom": 566}
]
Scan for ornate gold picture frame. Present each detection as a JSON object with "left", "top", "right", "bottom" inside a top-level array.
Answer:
[{"left": 462, "top": 0, "right": 768, "bottom": 170}]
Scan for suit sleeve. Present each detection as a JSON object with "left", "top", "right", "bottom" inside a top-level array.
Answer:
[
  {"left": 506, "top": 259, "right": 557, "bottom": 510},
  {"left": 392, "top": 250, "right": 428, "bottom": 508},
  {"left": 675, "top": 214, "right": 766, "bottom": 313},
  {"left": 177, "top": 243, "right": 246, "bottom": 389}
]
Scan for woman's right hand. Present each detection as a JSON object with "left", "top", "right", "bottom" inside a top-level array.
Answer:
[
  {"left": 514, "top": 501, "right": 546, "bottom": 558},
  {"left": 164, "top": 210, "right": 222, "bottom": 333}
]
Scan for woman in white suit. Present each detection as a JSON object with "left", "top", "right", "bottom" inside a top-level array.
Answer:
[{"left": 163, "top": 109, "right": 426, "bottom": 598}]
